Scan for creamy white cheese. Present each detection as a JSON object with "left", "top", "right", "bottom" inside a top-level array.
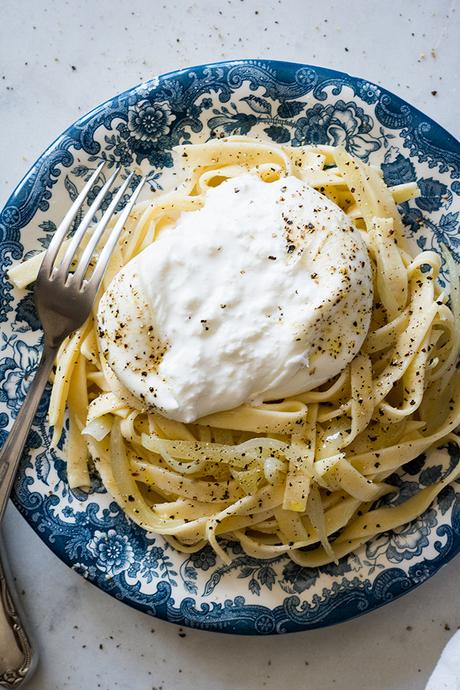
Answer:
[{"left": 97, "top": 174, "right": 373, "bottom": 422}]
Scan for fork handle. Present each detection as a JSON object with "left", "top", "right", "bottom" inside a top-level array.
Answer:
[
  {"left": 0, "top": 345, "right": 56, "bottom": 524},
  {"left": 0, "top": 344, "right": 56, "bottom": 687},
  {"left": 0, "top": 537, "right": 36, "bottom": 688}
]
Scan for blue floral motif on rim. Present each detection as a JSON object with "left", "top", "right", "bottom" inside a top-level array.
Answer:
[
  {"left": 0, "top": 340, "right": 43, "bottom": 416},
  {"left": 292, "top": 100, "right": 381, "bottom": 160},
  {"left": 87, "top": 529, "right": 135, "bottom": 577},
  {"left": 128, "top": 100, "right": 175, "bottom": 142},
  {"left": 1, "top": 60, "right": 459, "bottom": 634}
]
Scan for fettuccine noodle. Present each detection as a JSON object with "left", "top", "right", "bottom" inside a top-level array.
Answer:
[{"left": 9, "top": 138, "right": 460, "bottom": 565}]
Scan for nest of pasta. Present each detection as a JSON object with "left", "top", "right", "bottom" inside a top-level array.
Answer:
[{"left": 10, "top": 138, "right": 460, "bottom": 566}]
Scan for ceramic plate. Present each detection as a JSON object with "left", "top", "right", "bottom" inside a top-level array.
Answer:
[{"left": 2, "top": 60, "right": 460, "bottom": 634}]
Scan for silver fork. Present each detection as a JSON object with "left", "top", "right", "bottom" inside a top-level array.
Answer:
[{"left": 0, "top": 164, "right": 146, "bottom": 688}]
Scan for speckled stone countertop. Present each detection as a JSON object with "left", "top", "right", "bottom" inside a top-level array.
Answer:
[{"left": 1, "top": 1, "right": 459, "bottom": 689}]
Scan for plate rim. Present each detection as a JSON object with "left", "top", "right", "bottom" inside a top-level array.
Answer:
[
  {"left": 5, "top": 58, "right": 459, "bottom": 209},
  {"left": 3, "top": 58, "right": 460, "bottom": 634}
]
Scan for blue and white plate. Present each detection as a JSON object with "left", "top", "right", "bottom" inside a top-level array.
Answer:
[{"left": 1, "top": 60, "right": 459, "bottom": 634}]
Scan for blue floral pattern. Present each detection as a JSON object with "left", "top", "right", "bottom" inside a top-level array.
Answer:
[
  {"left": 87, "top": 529, "right": 135, "bottom": 577},
  {"left": 365, "top": 510, "right": 438, "bottom": 565},
  {"left": 0, "top": 60, "right": 459, "bottom": 634},
  {"left": 128, "top": 100, "right": 175, "bottom": 142},
  {"left": 0, "top": 340, "right": 42, "bottom": 416},
  {"left": 292, "top": 100, "right": 381, "bottom": 160}
]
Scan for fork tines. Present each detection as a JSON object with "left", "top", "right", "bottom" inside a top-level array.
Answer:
[{"left": 39, "top": 162, "right": 146, "bottom": 292}]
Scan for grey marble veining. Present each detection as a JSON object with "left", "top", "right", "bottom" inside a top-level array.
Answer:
[{"left": 1, "top": 1, "right": 459, "bottom": 688}]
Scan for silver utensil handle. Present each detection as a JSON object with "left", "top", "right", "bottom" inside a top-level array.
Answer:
[
  {"left": 0, "top": 542, "right": 36, "bottom": 688},
  {"left": 0, "top": 344, "right": 56, "bottom": 686},
  {"left": 0, "top": 345, "right": 56, "bottom": 524}
]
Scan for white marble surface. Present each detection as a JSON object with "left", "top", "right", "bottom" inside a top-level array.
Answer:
[{"left": 1, "top": 1, "right": 459, "bottom": 689}]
